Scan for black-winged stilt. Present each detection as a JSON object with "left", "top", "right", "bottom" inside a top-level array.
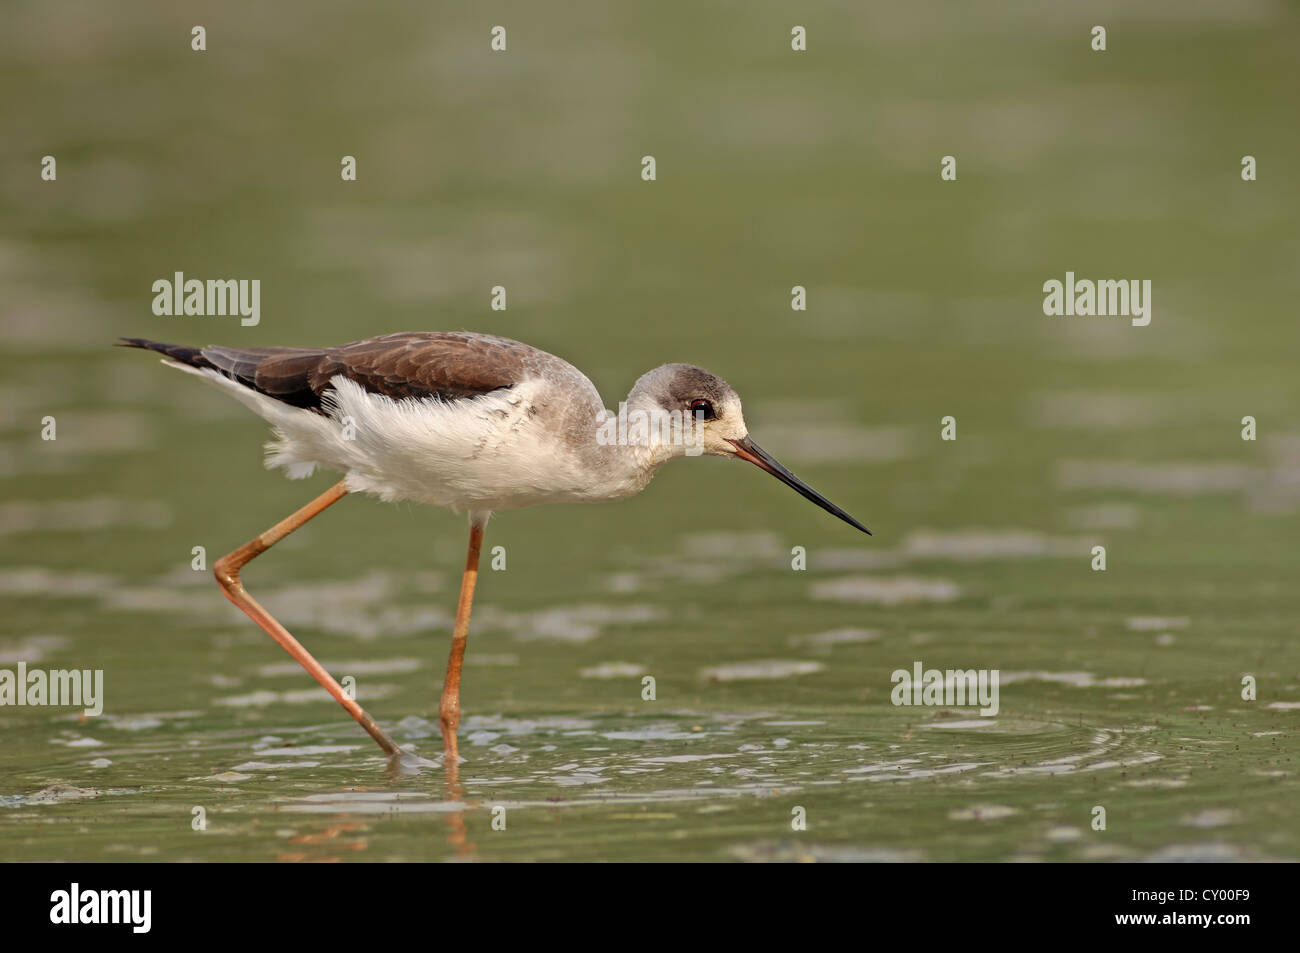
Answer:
[{"left": 121, "top": 331, "right": 870, "bottom": 764}]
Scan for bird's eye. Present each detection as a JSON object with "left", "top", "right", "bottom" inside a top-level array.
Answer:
[{"left": 689, "top": 399, "right": 716, "bottom": 420}]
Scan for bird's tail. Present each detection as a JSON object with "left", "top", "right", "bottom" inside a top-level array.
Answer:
[{"left": 116, "top": 337, "right": 218, "bottom": 372}]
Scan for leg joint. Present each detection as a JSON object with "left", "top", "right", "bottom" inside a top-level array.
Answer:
[{"left": 213, "top": 553, "right": 241, "bottom": 592}]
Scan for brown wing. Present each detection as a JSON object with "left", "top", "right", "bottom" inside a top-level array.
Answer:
[
  {"left": 120, "top": 332, "right": 538, "bottom": 413},
  {"left": 310, "top": 332, "right": 534, "bottom": 403}
]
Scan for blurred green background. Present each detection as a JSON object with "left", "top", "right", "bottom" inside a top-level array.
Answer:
[{"left": 1, "top": 1, "right": 1297, "bottom": 861}]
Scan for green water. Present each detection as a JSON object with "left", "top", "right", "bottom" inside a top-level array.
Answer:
[{"left": 2, "top": 1, "right": 1298, "bottom": 862}]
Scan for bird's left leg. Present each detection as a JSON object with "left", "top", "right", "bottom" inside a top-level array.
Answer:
[
  {"left": 213, "top": 479, "right": 402, "bottom": 757},
  {"left": 438, "top": 516, "right": 486, "bottom": 765}
]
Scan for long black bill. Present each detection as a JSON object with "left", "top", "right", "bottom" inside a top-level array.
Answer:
[{"left": 727, "top": 436, "right": 871, "bottom": 535}]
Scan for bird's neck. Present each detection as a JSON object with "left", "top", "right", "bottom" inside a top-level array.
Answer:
[{"left": 572, "top": 395, "right": 686, "bottom": 501}]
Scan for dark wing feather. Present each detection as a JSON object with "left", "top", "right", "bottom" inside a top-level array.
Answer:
[
  {"left": 311, "top": 332, "right": 531, "bottom": 403},
  {"left": 119, "top": 332, "right": 536, "bottom": 413},
  {"left": 201, "top": 345, "right": 331, "bottom": 409}
]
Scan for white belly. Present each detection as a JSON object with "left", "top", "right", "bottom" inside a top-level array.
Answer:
[{"left": 180, "top": 367, "right": 600, "bottom": 511}]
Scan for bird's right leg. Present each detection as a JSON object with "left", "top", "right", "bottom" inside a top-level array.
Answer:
[
  {"left": 438, "top": 518, "right": 486, "bottom": 766},
  {"left": 213, "top": 478, "right": 402, "bottom": 757}
]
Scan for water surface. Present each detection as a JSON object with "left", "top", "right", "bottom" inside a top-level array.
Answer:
[{"left": 1, "top": 1, "right": 1297, "bottom": 861}]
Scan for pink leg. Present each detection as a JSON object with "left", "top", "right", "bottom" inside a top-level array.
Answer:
[
  {"left": 213, "top": 480, "right": 401, "bottom": 757},
  {"left": 438, "top": 520, "right": 485, "bottom": 765}
]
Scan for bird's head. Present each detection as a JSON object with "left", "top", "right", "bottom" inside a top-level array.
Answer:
[{"left": 625, "top": 363, "right": 871, "bottom": 535}]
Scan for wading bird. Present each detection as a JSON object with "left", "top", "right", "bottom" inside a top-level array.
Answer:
[{"left": 121, "top": 332, "right": 870, "bottom": 764}]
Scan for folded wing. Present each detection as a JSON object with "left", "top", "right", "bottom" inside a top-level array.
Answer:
[{"left": 120, "top": 331, "right": 536, "bottom": 413}]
